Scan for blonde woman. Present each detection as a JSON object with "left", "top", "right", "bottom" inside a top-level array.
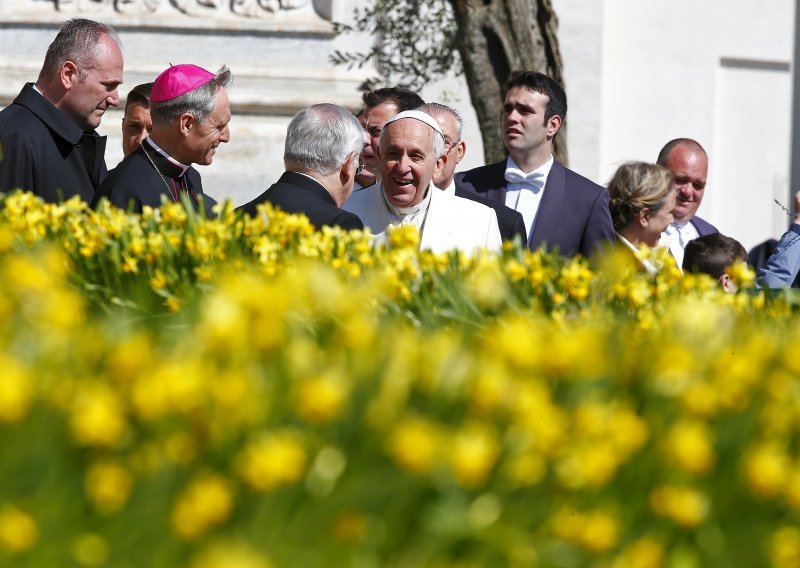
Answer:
[{"left": 607, "top": 162, "right": 676, "bottom": 272}]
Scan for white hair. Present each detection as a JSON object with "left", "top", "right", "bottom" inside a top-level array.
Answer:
[{"left": 283, "top": 103, "right": 365, "bottom": 175}]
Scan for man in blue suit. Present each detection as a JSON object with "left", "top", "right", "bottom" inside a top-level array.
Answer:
[
  {"left": 656, "top": 138, "right": 718, "bottom": 268},
  {"left": 454, "top": 71, "right": 614, "bottom": 258}
]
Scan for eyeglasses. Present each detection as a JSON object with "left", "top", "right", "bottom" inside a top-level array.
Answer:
[
  {"left": 356, "top": 159, "right": 365, "bottom": 175},
  {"left": 444, "top": 139, "right": 461, "bottom": 153}
]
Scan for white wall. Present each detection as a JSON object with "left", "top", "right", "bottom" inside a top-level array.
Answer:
[
  {"left": 599, "top": 0, "right": 795, "bottom": 248},
  {"left": 551, "top": 0, "right": 604, "bottom": 184}
]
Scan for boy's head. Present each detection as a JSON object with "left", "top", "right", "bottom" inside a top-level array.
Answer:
[{"left": 683, "top": 233, "right": 747, "bottom": 292}]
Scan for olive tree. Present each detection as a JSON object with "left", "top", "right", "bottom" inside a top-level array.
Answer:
[{"left": 332, "top": 0, "right": 567, "bottom": 165}]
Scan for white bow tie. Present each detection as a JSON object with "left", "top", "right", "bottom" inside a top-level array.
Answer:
[{"left": 505, "top": 167, "right": 544, "bottom": 187}]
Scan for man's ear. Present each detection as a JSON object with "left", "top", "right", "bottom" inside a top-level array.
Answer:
[
  {"left": 60, "top": 61, "right": 80, "bottom": 90},
  {"left": 546, "top": 114, "right": 562, "bottom": 138},
  {"left": 179, "top": 113, "right": 195, "bottom": 135},
  {"left": 340, "top": 151, "right": 357, "bottom": 185},
  {"left": 455, "top": 140, "right": 466, "bottom": 164}
]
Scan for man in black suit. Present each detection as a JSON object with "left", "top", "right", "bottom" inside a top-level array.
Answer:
[
  {"left": 238, "top": 104, "right": 366, "bottom": 230},
  {"left": 656, "top": 138, "right": 718, "bottom": 268},
  {"left": 0, "top": 19, "right": 123, "bottom": 202},
  {"left": 455, "top": 71, "right": 615, "bottom": 258},
  {"left": 420, "top": 102, "right": 527, "bottom": 244}
]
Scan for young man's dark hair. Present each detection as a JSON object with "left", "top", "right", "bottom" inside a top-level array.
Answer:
[
  {"left": 683, "top": 233, "right": 747, "bottom": 292},
  {"left": 361, "top": 87, "right": 424, "bottom": 113},
  {"left": 125, "top": 82, "right": 153, "bottom": 112},
  {"left": 505, "top": 71, "right": 567, "bottom": 124}
]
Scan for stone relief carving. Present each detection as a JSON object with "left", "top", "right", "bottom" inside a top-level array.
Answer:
[
  {"left": 42, "top": 0, "right": 311, "bottom": 18},
  {"left": 114, "top": 0, "right": 161, "bottom": 15},
  {"left": 230, "top": 0, "right": 308, "bottom": 19},
  {"left": 54, "top": 0, "right": 106, "bottom": 12}
]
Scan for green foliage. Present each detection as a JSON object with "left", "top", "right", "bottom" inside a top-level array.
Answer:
[{"left": 330, "top": 0, "right": 460, "bottom": 92}]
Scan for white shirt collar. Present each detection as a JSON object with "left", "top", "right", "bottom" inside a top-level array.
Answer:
[{"left": 505, "top": 155, "right": 554, "bottom": 187}]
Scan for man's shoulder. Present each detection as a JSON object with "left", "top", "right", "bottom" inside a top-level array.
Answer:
[
  {"left": 106, "top": 152, "right": 148, "bottom": 178},
  {"left": 436, "top": 188, "right": 495, "bottom": 219},
  {"left": 99, "top": 153, "right": 155, "bottom": 196},
  {"left": 455, "top": 161, "right": 506, "bottom": 184},
  {"left": 1, "top": 85, "right": 80, "bottom": 143},
  {"left": 0, "top": 99, "right": 31, "bottom": 123},
  {"left": 268, "top": 179, "right": 328, "bottom": 208},
  {"left": 455, "top": 186, "right": 514, "bottom": 212},
  {"left": 342, "top": 182, "right": 382, "bottom": 211},
  {"left": 691, "top": 215, "right": 718, "bottom": 236},
  {"left": 558, "top": 162, "right": 606, "bottom": 195},
  {"left": 330, "top": 208, "right": 364, "bottom": 230},
  {"left": 259, "top": 175, "right": 363, "bottom": 230},
  {"left": 270, "top": 174, "right": 323, "bottom": 197},
  {"left": 0, "top": 101, "right": 45, "bottom": 140}
]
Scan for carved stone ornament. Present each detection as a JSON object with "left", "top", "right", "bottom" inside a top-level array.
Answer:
[{"left": 29, "top": 0, "right": 319, "bottom": 21}]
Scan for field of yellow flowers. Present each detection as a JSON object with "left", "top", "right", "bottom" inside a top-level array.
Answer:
[{"left": 1, "top": 191, "right": 800, "bottom": 567}]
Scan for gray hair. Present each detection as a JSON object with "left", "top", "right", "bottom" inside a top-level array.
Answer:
[
  {"left": 380, "top": 116, "right": 445, "bottom": 158},
  {"left": 150, "top": 66, "right": 233, "bottom": 126},
  {"left": 418, "top": 102, "right": 463, "bottom": 141},
  {"left": 40, "top": 19, "right": 121, "bottom": 80},
  {"left": 283, "top": 103, "right": 365, "bottom": 175}
]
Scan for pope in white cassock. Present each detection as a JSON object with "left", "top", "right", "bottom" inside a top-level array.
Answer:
[{"left": 343, "top": 110, "right": 502, "bottom": 254}]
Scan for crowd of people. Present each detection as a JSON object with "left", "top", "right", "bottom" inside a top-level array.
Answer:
[{"left": 1, "top": 18, "right": 799, "bottom": 290}]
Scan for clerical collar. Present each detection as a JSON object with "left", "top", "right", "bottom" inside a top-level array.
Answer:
[
  {"left": 382, "top": 185, "right": 432, "bottom": 217},
  {"left": 145, "top": 137, "right": 190, "bottom": 176}
]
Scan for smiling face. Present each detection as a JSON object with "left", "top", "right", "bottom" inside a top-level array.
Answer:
[
  {"left": 60, "top": 33, "right": 123, "bottom": 131},
  {"left": 663, "top": 144, "right": 708, "bottom": 224},
  {"left": 183, "top": 88, "right": 231, "bottom": 166},
  {"left": 379, "top": 118, "right": 443, "bottom": 208},
  {"left": 121, "top": 103, "right": 152, "bottom": 157}
]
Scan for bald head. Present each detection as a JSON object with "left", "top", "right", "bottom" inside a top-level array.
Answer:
[
  {"left": 657, "top": 139, "right": 708, "bottom": 224},
  {"left": 657, "top": 138, "right": 707, "bottom": 167}
]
